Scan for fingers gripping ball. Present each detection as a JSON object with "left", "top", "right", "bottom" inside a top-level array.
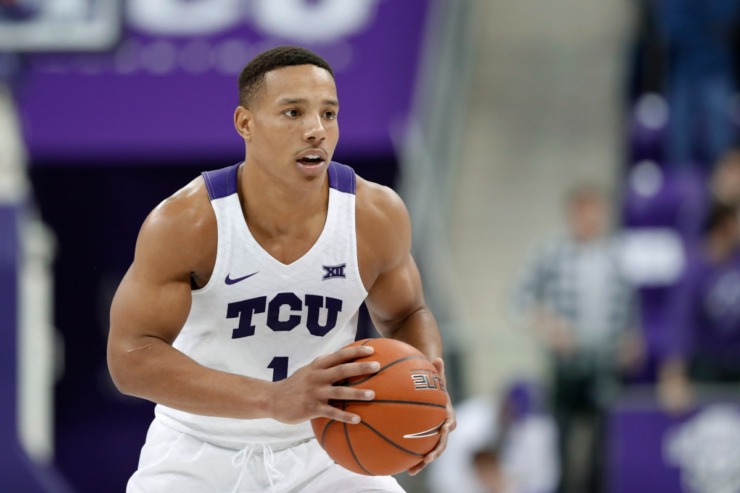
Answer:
[{"left": 311, "top": 338, "right": 447, "bottom": 476}]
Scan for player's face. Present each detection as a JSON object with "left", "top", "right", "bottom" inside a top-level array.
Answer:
[
  {"left": 568, "top": 195, "right": 608, "bottom": 242},
  {"left": 237, "top": 64, "right": 339, "bottom": 187},
  {"left": 713, "top": 156, "right": 740, "bottom": 203}
]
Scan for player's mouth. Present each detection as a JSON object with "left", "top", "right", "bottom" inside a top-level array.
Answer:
[{"left": 295, "top": 149, "right": 328, "bottom": 174}]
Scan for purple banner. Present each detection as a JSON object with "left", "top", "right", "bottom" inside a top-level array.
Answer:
[
  {"left": 15, "top": 0, "right": 431, "bottom": 163},
  {"left": 609, "top": 395, "right": 740, "bottom": 493}
]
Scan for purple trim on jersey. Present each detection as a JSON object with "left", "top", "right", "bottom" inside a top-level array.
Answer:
[
  {"left": 203, "top": 161, "right": 355, "bottom": 199},
  {"left": 328, "top": 162, "right": 357, "bottom": 195},
  {"left": 202, "top": 162, "right": 240, "bottom": 201}
]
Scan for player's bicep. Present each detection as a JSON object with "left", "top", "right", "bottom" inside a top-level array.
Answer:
[
  {"left": 109, "top": 209, "right": 197, "bottom": 350},
  {"left": 110, "top": 263, "right": 192, "bottom": 347},
  {"left": 107, "top": 242, "right": 195, "bottom": 395},
  {"left": 365, "top": 254, "right": 426, "bottom": 336}
]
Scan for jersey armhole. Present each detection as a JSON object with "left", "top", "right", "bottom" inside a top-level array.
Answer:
[
  {"left": 190, "top": 197, "right": 227, "bottom": 297},
  {"left": 349, "top": 193, "right": 369, "bottom": 298}
]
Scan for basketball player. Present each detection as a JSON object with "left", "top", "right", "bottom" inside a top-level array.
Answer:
[{"left": 107, "top": 46, "right": 455, "bottom": 492}]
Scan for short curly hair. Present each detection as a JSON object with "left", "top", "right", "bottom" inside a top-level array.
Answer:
[{"left": 238, "top": 46, "right": 334, "bottom": 107}]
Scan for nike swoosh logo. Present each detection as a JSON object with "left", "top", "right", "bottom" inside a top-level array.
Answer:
[
  {"left": 403, "top": 420, "right": 446, "bottom": 439},
  {"left": 224, "top": 272, "right": 258, "bottom": 285}
]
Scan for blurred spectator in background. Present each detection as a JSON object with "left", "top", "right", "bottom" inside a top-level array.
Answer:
[
  {"left": 428, "top": 381, "right": 558, "bottom": 493},
  {"left": 656, "top": 0, "right": 740, "bottom": 168},
  {"left": 672, "top": 145, "right": 740, "bottom": 240},
  {"left": 470, "top": 449, "right": 507, "bottom": 493},
  {"left": 512, "top": 185, "right": 643, "bottom": 493},
  {"left": 710, "top": 147, "right": 740, "bottom": 207},
  {"left": 659, "top": 202, "right": 740, "bottom": 411}
]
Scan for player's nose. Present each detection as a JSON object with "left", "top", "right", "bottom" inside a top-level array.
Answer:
[{"left": 303, "top": 113, "right": 326, "bottom": 143}]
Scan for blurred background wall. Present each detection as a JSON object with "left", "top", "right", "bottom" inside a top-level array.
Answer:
[{"left": 449, "top": 0, "right": 631, "bottom": 398}]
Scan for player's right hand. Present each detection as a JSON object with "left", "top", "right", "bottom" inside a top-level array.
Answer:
[{"left": 269, "top": 345, "right": 379, "bottom": 425}]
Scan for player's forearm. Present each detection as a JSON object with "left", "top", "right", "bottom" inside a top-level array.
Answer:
[
  {"left": 382, "top": 307, "right": 443, "bottom": 361},
  {"left": 108, "top": 336, "right": 273, "bottom": 419}
]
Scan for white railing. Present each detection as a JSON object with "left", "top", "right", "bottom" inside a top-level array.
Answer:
[{"left": 0, "top": 83, "right": 57, "bottom": 464}]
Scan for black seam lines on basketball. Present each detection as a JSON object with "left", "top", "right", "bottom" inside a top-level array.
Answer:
[
  {"left": 344, "top": 355, "right": 431, "bottom": 387},
  {"left": 344, "top": 422, "right": 372, "bottom": 475},
  {"left": 364, "top": 399, "right": 447, "bottom": 409},
  {"left": 358, "top": 421, "right": 426, "bottom": 457},
  {"left": 320, "top": 419, "right": 337, "bottom": 447},
  {"left": 329, "top": 399, "right": 446, "bottom": 409},
  {"left": 320, "top": 400, "right": 346, "bottom": 447}
]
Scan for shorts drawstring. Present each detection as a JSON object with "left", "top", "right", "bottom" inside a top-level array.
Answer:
[
  {"left": 231, "top": 447, "right": 254, "bottom": 493},
  {"left": 261, "top": 443, "right": 284, "bottom": 489},
  {"left": 231, "top": 443, "right": 283, "bottom": 492}
]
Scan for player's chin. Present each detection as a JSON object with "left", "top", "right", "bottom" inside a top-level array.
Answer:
[{"left": 295, "top": 159, "right": 327, "bottom": 177}]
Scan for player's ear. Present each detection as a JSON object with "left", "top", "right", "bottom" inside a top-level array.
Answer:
[{"left": 234, "top": 106, "right": 254, "bottom": 141}]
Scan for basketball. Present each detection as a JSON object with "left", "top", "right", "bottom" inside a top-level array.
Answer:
[{"left": 311, "top": 338, "right": 448, "bottom": 476}]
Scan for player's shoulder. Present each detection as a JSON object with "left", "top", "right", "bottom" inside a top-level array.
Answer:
[
  {"left": 140, "top": 175, "right": 214, "bottom": 245},
  {"left": 355, "top": 175, "right": 411, "bottom": 268},
  {"left": 131, "top": 174, "right": 217, "bottom": 281},
  {"left": 355, "top": 175, "right": 409, "bottom": 230}
]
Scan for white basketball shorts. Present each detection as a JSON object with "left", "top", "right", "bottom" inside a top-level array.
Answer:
[{"left": 127, "top": 419, "right": 406, "bottom": 493}]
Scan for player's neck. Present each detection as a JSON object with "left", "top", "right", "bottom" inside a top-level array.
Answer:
[{"left": 239, "top": 161, "right": 329, "bottom": 235}]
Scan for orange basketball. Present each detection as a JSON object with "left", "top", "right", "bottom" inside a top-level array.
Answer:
[{"left": 311, "top": 338, "right": 448, "bottom": 476}]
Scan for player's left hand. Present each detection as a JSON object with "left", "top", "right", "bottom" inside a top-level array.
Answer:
[{"left": 408, "top": 357, "right": 456, "bottom": 476}]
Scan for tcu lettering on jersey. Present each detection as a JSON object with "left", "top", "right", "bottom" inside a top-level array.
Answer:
[{"left": 227, "top": 293, "right": 344, "bottom": 338}]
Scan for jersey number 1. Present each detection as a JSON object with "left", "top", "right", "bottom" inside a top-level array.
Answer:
[{"left": 268, "top": 356, "right": 289, "bottom": 382}]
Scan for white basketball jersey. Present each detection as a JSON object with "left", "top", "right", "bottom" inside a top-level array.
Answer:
[{"left": 155, "top": 161, "right": 368, "bottom": 444}]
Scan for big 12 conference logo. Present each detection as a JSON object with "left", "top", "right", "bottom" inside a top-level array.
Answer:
[{"left": 127, "top": 0, "right": 380, "bottom": 42}]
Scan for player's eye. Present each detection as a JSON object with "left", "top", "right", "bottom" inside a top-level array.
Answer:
[
  {"left": 283, "top": 109, "right": 300, "bottom": 118},
  {"left": 323, "top": 110, "right": 337, "bottom": 120}
]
